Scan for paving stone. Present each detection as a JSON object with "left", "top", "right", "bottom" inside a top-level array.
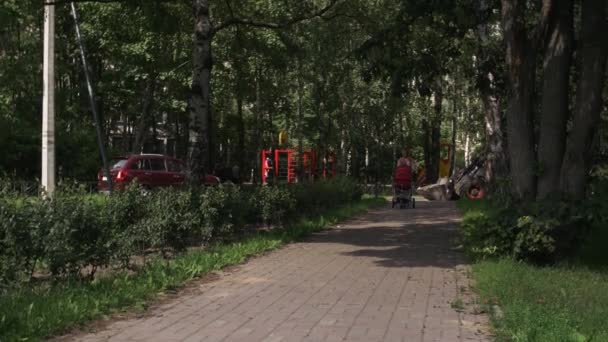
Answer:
[{"left": 63, "top": 201, "right": 489, "bottom": 342}]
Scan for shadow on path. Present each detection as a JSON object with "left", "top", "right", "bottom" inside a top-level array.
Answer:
[{"left": 306, "top": 201, "right": 466, "bottom": 269}]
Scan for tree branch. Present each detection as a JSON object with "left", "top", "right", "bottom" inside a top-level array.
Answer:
[
  {"left": 213, "top": 0, "right": 341, "bottom": 35},
  {"left": 43, "top": 0, "right": 182, "bottom": 6}
]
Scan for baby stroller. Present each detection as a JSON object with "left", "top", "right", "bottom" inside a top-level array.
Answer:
[{"left": 392, "top": 164, "right": 416, "bottom": 209}]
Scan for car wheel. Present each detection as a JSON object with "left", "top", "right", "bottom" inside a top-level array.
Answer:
[{"left": 467, "top": 183, "right": 486, "bottom": 199}]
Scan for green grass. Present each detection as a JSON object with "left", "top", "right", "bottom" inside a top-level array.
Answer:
[
  {"left": 0, "top": 197, "right": 385, "bottom": 341},
  {"left": 458, "top": 198, "right": 608, "bottom": 342},
  {"left": 474, "top": 259, "right": 608, "bottom": 342}
]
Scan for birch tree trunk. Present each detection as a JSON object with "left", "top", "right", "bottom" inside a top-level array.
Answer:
[
  {"left": 188, "top": 0, "right": 213, "bottom": 178},
  {"left": 133, "top": 73, "right": 156, "bottom": 153}
]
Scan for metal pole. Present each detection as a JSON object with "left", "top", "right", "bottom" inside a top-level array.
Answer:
[
  {"left": 42, "top": 3, "right": 56, "bottom": 196},
  {"left": 70, "top": 2, "right": 113, "bottom": 193}
]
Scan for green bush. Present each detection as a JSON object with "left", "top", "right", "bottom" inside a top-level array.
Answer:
[
  {"left": 103, "top": 183, "right": 148, "bottom": 267},
  {"left": 251, "top": 185, "right": 296, "bottom": 226},
  {"left": 44, "top": 186, "right": 114, "bottom": 278},
  {"left": 0, "top": 177, "right": 364, "bottom": 286},
  {"left": 0, "top": 198, "right": 38, "bottom": 285},
  {"left": 1, "top": 198, "right": 57, "bottom": 285},
  {"left": 200, "top": 184, "right": 246, "bottom": 241},
  {"left": 137, "top": 187, "right": 201, "bottom": 257},
  {"left": 292, "top": 177, "right": 363, "bottom": 214},
  {"left": 460, "top": 199, "right": 594, "bottom": 263}
]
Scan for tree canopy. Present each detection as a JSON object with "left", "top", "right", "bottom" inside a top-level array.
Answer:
[{"left": 0, "top": 0, "right": 606, "bottom": 199}]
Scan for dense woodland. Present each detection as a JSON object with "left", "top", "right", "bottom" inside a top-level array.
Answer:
[{"left": 0, "top": 0, "right": 606, "bottom": 199}]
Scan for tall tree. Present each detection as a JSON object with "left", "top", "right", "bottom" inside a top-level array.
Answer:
[
  {"left": 188, "top": 0, "right": 213, "bottom": 178},
  {"left": 560, "top": 0, "right": 608, "bottom": 199},
  {"left": 537, "top": 0, "right": 574, "bottom": 198},
  {"left": 475, "top": 0, "right": 507, "bottom": 185},
  {"left": 501, "top": 0, "right": 545, "bottom": 199}
]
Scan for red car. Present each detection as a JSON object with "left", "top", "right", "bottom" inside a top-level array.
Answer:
[{"left": 97, "top": 154, "right": 220, "bottom": 192}]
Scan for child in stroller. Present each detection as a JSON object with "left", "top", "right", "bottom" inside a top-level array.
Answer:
[{"left": 392, "top": 161, "right": 416, "bottom": 209}]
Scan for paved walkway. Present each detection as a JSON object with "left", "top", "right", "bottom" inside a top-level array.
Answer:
[{"left": 66, "top": 201, "right": 489, "bottom": 342}]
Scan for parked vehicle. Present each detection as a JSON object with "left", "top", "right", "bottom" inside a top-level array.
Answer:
[{"left": 97, "top": 154, "right": 220, "bottom": 192}]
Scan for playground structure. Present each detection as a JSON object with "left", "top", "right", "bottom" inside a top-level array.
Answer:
[
  {"left": 261, "top": 149, "right": 336, "bottom": 184},
  {"left": 416, "top": 143, "right": 453, "bottom": 186}
]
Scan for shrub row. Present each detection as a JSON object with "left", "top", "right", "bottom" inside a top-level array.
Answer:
[
  {"left": 459, "top": 192, "right": 607, "bottom": 263},
  {"left": 0, "top": 177, "right": 363, "bottom": 286}
]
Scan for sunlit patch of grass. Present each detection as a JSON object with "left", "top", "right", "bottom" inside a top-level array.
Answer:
[
  {"left": 474, "top": 259, "right": 608, "bottom": 342},
  {"left": 458, "top": 198, "right": 608, "bottom": 341}
]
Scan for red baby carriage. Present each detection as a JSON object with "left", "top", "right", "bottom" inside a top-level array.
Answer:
[{"left": 392, "top": 164, "right": 416, "bottom": 209}]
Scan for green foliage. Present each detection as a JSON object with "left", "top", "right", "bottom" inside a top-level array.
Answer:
[
  {"left": 0, "top": 177, "right": 366, "bottom": 287},
  {"left": 137, "top": 187, "right": 202, "bottom": 256},
  {"left": 467, "top": 175, "right": 608, "bottom": 341},
  {"left": 458, "top": 199, "right": 594, "bottom": 263},
  {"left": 292, "top": 176, "right": 363, "bottom": 214},
  {"left": 199, "top": 184, "right": 246, "bottom": 241},
  {"left": 251, "top": 185, "right": 296, "bottom": 226},
  {"left": 44, "top": 188, "right": 112, "bottom": 277}
]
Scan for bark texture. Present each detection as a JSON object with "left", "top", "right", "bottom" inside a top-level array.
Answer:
[
  {"left": 133, "top": 73, "right": 157, "bottom": 153},
  {"left": 476, "top": 0, "right": 508, "bottom": 185},
  {"left": 560, "top": 0, "right": 608, "bottom": 199},
  {"left": 188, "top": 0, "right": 213, "bottom": 178},
  {"left": 502, "top": 0, "right": 537, "bottom": 200},
  {"left": 537, "top": 0, "right": 573, "bottom": 199},
  {"left": 424, "top": 85, "right": 443, "bottom": 184}
]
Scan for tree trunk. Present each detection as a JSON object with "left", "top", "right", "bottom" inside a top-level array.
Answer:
[
  {"left": 537, "top": 0, "right": 573, "bottom": 199},
  {"left": 560, "top": 0, "right": 608, "bottom": 199},
  {"left": 151, "top": 111, "right": 158, "bottom": 153},
  {"left": 121, "top": 114, "right": 130, "bottom": 152},
  {"left": 389, "top": 70, "right": 404, "bottom": 148},
  {"left": 450, "top": 98, "right": 457, "bottom": 176},
  {"left": 188, "top": 0, "right": 213, "bottom": 178},
  {"left": 502, "top": 0, "right": 538, "bottom": 200},
  {"left": 464, "top": 132, "right": 471, "bottom": 166},
  {"left": 253, "top": 66, "right": 262, "bottom": 183},
  {"left": 423, "top": 118, "right": 432, "bottom": 180},
  {"left": 425, "top": 85, "right": 443, "bottom": 184},
  {"left": 133, "top": 74, "right": 156, "bottom": 153},
  {"left": 297, "top": 61, "right": 304, "bottom": 181},
  {"left": 235, "top": 70, "right": 245, "bottom": 171},
  {"left": 235, "top": 28, "right": 245, "bottom": 171},
  {"left": 480, "top": 70, "right": 508, "bottom": 185},
  {"left": 476, "top": 0, "right": 508, "bottom": 185}
]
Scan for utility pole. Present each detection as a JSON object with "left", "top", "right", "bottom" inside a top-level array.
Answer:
[{"left": 42, "top": 2, "right": 55, "bottom": 195}]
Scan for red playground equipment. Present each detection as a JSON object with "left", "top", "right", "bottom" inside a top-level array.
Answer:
[{"left": 261, "top": 149, "right": 336, "bottom": 184}]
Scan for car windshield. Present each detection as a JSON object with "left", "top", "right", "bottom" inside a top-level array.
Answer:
[{"left": 110, "top": 159, "right": 128, "bottom": 169}]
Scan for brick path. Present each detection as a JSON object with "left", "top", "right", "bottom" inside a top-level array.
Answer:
[{"left": 67, "top": 201, "right": 489, "bottom": 342}]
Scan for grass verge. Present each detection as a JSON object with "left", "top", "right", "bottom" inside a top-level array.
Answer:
[
  {"left": 0, "top": 197, "right": 385, "bottom": 341},
  {"left": 458, "top": 199, "right": 608, "bottom": 342},
  {"left": 474, "top": 259, "right": 608, "bottom": 342}
]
